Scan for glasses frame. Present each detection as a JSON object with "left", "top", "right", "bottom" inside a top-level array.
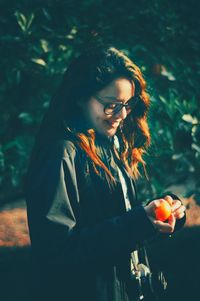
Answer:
[{"left": 94, "top": 95, "right": 135, "bottom": 115}]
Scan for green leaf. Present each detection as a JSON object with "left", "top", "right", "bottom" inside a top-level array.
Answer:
[
  {"left": 14, "top": 11, "right": 27, "bottom": 32},
  {"left": 31, "top": 58, "right": 47, "bottom": 66},
  {"left": 159, "top": 95, "right": 167, "bottom": 104},
  {"left": 172, "top": 153, "right": 183, "bottom": 160},
  {"left": 192, "top": 143, "right": 200, "bottom": 153},
  {"left": 182, "top": 114, "right": 198, "bottom": 124},
  {"left": 40, "top": 39, "right": 50, "bottom": 53},
  {"left": 160, "top": 66, "right": 176, "bottom": 81},
  {"left": 18, "top": 112, "right": 33, "bottom": 125},
  {"left": 42, "top": 8, "right": 52, "bottom": 20},
  {"left": 14, "top": 11, "right": 34, "bottom": 33},
  {"left": 26, "top": 13, "right": 35, "bottom": 31}
]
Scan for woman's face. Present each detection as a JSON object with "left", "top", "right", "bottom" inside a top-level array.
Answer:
[{"left": 82, "top": 77, "right": 135, "bottom": 138}]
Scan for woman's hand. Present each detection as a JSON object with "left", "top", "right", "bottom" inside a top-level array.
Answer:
[{"left": 144, "top": 195, "right": 186, "bottom": 233}]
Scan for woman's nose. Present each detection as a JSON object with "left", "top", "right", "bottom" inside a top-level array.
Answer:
[{"left": 114, "top": 106, "right": 127, "bottom": 120}]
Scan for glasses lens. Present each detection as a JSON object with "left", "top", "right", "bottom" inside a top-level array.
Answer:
[
  {"left": 126, "top": 102, "right": 133, "bottom": 111},
  {"left": 104, "top": 104, "right": 122, "bottom": 115},
  {"left": 103, "top": 98, "right": 135, "bottom": 115}
]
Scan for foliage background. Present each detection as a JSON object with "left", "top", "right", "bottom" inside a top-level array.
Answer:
[
  {"left": 0, "top": 2, "right": 200, "bottom": 301},
  {"left": 0, "top": 0, "right": 200, "bottom": 205}
]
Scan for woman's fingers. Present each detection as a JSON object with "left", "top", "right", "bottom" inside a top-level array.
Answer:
[
  {"left": 173, "top": 205, "right": 186, "bottom": 219},
  {"left": 167, "top": 213, "right": 176, "bottom": 228},
  {"left": 144, "top": 196, "right": 186, "bottom": 233},
  {"left": 153, "top": 219, "right": 173, "bottom": 233},
  {"left": 171, "top": 200, "right": 182, "bottom": 212},
  {"left": 164, "top": 195, "right": 173, "bottom": 206},
  {"left": 153, "top": 214, "right": 176, "bottom": 233},
  {"left": 164, "top": 196, "right": 186, "bottom": 219}
]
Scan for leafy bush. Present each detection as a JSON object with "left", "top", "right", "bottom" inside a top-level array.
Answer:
[{"left": 0, "top": 0, "right": 199, "bottom": 204}]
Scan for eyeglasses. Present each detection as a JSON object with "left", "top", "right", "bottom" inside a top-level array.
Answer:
[{"left": 94, "top": 95, "right": 135, "bottom": 115}]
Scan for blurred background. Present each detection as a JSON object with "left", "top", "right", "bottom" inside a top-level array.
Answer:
[{"left": 0, "top": 0, "right": 200, "bottom": 300}]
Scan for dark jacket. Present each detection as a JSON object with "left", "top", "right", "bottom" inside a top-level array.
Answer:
[{"left": 25, "top": 133, "right": 184, "bottom": 301}]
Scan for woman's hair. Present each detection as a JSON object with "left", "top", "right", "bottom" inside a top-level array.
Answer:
[{"left": 32, "top": 46, "right": 151, "bottom": 182}]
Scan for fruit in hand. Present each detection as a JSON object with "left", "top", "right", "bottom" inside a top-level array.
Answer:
[{"left": 155, "top": 200, "right": 172, "bottom": 221}]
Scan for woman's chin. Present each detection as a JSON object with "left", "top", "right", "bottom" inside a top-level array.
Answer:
[
  {"left": 94, "top": 121, "right": 119, "bottom": 137},
  {"left": 105, "top": 127, "right": 118, "bottom": 137},
  {"left": 95, "top": 127, "right": 117, "bottom": 138}
]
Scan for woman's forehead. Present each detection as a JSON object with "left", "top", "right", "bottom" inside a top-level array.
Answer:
[{"left": 98, "top": 78, "right": 135, "bottom": 101}]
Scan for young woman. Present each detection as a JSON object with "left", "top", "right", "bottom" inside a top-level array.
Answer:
[{"left": 25, "top": 46, "right": 186, "bottom": 301}]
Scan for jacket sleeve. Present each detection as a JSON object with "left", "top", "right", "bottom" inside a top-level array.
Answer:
[{"left": 26, "top": 141, "right": 157, "bottom": 266}]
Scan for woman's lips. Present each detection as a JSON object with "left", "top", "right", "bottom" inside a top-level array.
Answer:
[{"left": 105, "top": 120, "right": 120, "bottom": 128}]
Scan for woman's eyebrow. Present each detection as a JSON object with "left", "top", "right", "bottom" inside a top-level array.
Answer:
[
  {"left": 102, "top": 96, "right": 133, "bottom": 103},
  {"left": 101, "top": 96, "right": 120, "bottom": 101}
]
